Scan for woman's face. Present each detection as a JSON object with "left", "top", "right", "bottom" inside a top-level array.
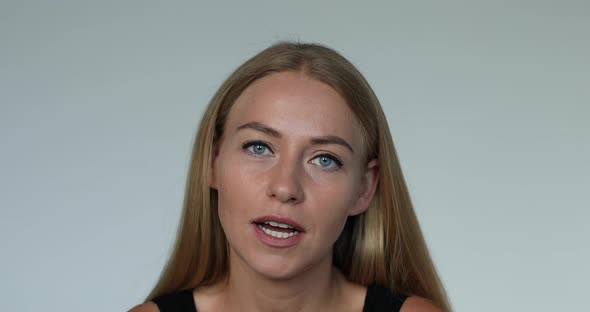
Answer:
[{"left": 211, "top": 71, "right": 379, "bottom": 280}]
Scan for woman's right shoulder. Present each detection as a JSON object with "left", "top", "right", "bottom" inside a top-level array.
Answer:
[{"left": 128, "top": 302, "right": 160, "bottom": 312}]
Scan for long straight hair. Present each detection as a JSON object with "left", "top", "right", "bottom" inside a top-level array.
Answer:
[{"left": 145, "top": 41, "right": 451, "bottom": 311}]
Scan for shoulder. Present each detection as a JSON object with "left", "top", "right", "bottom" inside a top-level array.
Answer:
[
  {"left": 127, "top": 302, "right": 160, "bottom": 312},
  {"left": 400, "top": 296, "right": 443, "bottom": 312}
]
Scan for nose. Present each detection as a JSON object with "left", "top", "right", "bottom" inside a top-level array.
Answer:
[{"left": 266, "top": 157, "right": 304, "bottom": 204}]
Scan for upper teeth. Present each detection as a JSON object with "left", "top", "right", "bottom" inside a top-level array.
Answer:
[{"left": 265, "top": 221, "right": 293, "bottom": 229}]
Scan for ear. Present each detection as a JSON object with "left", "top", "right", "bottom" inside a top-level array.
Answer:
[
  {"left": 348, "top": 158, "right": 380, "bottom": 216},
  {"left": 209, "top": 141, "right": 220, "bottom": 190}
]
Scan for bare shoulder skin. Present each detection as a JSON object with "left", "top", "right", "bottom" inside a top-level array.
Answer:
[{"left": 401, "top": 296, "right": 443, "bottom": 312}]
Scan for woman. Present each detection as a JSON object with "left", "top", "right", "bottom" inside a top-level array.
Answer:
[{"left": 130, "top": 42, "right": 451, "bottom": 312}]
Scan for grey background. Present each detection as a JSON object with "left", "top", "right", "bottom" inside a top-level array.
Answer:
[{"left": 1, "top": 0, "right": 588, "bottom": 311}]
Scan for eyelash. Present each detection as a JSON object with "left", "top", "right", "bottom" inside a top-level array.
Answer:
[{"left": 241, "top": 141, "right": 343, "bottom": 170}]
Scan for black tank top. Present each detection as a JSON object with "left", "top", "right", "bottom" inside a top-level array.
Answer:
[{"left": 152, "top": 284, "right": 407, "bottom": 312}]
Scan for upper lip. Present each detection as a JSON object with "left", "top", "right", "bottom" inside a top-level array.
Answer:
[{"left": 252, "top": 215, "right": 306, "bottom": 232}]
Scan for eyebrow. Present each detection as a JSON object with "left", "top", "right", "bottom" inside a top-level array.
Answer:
[{"left": 236, "top": 121, "right": 354, "bottom": 153}]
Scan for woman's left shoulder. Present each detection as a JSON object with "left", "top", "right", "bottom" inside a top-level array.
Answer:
[{"left": 400, "top": 296, "right": 443, "bottom": 312}]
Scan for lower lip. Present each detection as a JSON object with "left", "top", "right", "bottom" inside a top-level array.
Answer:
[{"left": 252, "top": 223, "right": 304, "bottom": 248}]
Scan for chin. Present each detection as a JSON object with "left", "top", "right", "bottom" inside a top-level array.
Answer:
[{"left": 247, "top": 253, "right": 307, "bottom": 280}]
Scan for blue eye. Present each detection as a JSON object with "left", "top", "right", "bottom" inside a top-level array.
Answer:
[
  {"left": 242, "top": 141, "right": 273, "bottom": 156},
  {"left": 311, "top": 154, "right": 342, "bottom": 170}
]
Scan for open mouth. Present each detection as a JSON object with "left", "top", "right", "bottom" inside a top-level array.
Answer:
[
  {"left": 252, "top": 216, "right": 305, "bottom": 243},
  {"left": 255, "top": 221, "right": 301, "bottom": 239}
]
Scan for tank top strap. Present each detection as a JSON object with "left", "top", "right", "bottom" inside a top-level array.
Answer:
[
  {"left": 362, "top": 283, "right": 407, "bottom": 312},
  {"left": 151, "top": 288, "right": 198, "bottom": 312}
]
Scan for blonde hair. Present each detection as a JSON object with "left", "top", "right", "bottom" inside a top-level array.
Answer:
[{"left": 145, "top": 41, "right": 451, "bottom": 311}]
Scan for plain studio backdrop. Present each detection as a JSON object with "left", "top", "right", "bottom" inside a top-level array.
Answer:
[{"left": 1, "top": 0, "right": 588, "bottom": 311}]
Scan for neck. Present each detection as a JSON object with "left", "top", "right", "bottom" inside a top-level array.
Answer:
[{"left": 221, "top": 250, "right": 345, "bottom": 312}]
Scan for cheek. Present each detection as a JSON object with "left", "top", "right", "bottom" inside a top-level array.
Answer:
[
  {"left": 215, "top": 158, "right": 262, "bottom": 225},
  {"left": 310, "top": 178, "right": 359, "bottom": 240}
]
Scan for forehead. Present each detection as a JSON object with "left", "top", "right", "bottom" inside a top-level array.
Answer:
[{"left": 226, "top": 71, "right": 362, "bottom": 146}]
